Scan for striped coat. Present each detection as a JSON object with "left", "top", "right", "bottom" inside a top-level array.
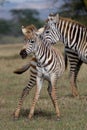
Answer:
[
  {"left": 42, "top": 13, "right": 87, "bottom": 97},
  {"left": 14, "top": 25, "right": 65, "bottom": 120}
]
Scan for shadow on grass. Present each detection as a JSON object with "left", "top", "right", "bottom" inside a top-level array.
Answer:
[
  {"left": 61, "top": 93, "right": 87, "bottom": 101},
  {"left": 60, "top": 93, "right": 76, "bottom": 99},
  {"left": 20, "top": 108, "right": 54, "bottom": 120}
]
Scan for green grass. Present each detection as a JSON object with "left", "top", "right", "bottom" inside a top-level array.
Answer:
[{"left": 0, "top": 43, "right": 87, "bottom": 130}]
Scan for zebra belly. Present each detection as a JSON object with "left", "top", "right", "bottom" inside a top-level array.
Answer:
[
  {"left": 78, "top": 53, "right": 87, "bottom": 63},
  {"left": 37, "top": 66, "right": 50, "bottom": 80},
  {"left": 80, "top": 56, "right": 87, "bottom": 63}
]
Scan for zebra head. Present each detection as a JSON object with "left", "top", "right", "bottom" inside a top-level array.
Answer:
[
  {"left": 46, "top": 13, "right": 59, "bottom": 26},
  {"left": 41, "top": 13, "right": 62, "bottom": 44},
  {"left": 20, "top": 25, "right": 41, "bottom": 59}
]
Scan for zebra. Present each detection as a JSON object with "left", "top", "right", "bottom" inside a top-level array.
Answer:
[
  {"left": 41, "top": 13, "right": 87, "bottom": 97},
  {"left": 14, "top": 24, "right": 66, "bottom": 120},
  {"left": 14, "top": 25, "right": 65, "bottom": 120},
  {"left": 14, "top": 25, "right": 44, "bottom": 119}
]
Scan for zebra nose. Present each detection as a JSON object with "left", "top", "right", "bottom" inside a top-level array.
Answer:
[{"left": 20, "top": 49, "right": 27, "bottom": 59}]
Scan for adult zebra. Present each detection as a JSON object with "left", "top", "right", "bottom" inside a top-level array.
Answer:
[
  {"left": 14, "top": 25, "right": 65, "bottom": 120},
  {"left": 42, "top": 13, "right": 87, "bottom": 97}
]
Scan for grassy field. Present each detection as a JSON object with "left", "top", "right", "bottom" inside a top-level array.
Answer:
[{"left": 0, "top": 43, "right": 87, "bottom": 130}]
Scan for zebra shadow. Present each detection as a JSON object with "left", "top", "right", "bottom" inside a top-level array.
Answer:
[
  {"left": 20, "top": 108, "right": 54, "bottom": 120},
  {"left": 62, "top": 93, "right": 87, "bottom": 100}
]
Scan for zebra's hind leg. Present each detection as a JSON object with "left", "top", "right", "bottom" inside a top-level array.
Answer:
[
  {"left": 69, "top": 59, "right": 83, "bottom": 97},
  {"left": 47, "top": 82, "right": 55, "bottom": 108},
  {"left": 13, "top": 87, "right": 30, "bottom": 120},
  {"left": 14, "top": 63, "right": 37, "bottom": 120},
  {"left": 47, "top": 81, "right": 60, "bottom": 120},
  {"left": 14, "top": 76, "right": 36, "bottom": 119},
  {"left": 70, "top": 72, "right": 79, "bottom": 97}
]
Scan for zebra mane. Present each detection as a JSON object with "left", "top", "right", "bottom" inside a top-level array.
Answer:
[
  {"left": 60, "top": 17, "right": 87, "bottom": 28},
  {"left": 22, "top": 24, "right": 38, "bottom": 39},
  {"left": 23, "top": 24, "right": 37, "bottom": 33},
  {"left": 46, "top": 13, "right": 87, "bottom": 29}
]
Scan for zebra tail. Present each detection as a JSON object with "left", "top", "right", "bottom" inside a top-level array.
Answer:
[{"left": 13, "top": 62, "right": 31, "bottom": 74}]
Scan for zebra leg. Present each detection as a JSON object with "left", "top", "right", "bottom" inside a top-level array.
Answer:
[
  {"left": 28, "top": 86, "right": 40, "bottom": 120},
  {"left": 14, "top": 87, "right": 30, "bottom": 119},
  {"left": 14, "top": 74, "right": 36, "bottom": 119},
  {"left": 69, "top": 58, "right": 83, "bottom": 97},
  {"left": 28, "top": 76, "right": 43, "bottom": 120},
  {"left": 47, "top": 81, "right": 60, "bottom": 119},
  {"left": 47, "top": 82, "right": 55, "bottom": 107},
  {"left": 65, "top": 48, "right": 83, "bottom": 97}
]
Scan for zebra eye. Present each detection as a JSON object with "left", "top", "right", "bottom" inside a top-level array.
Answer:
[
  {"left": 31, "top": 40, "right": 34, "bottom": 43},
  {"left": 39, "top": 34, "right": 43, "bottom": 39},
  {"left": 45, "top": 30, "right": 50, "bottom": 34}
]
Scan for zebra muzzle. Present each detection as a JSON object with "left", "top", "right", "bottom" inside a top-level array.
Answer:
[{"left": 20, "top": 49, "right": 27, "bottom": 59}]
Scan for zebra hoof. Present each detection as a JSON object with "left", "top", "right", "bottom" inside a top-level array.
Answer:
[
  {"left": 13, "top": 116, "right": 19, "bottom": 121},
  {"left": 56, "top": 116, "right": 61, "bottom": 121},
  {"left": 12, "top": 113, "right": 19, "bottom": 121},
  {"left": 25, "top": 118, "right": 31, "bottom": 123}
]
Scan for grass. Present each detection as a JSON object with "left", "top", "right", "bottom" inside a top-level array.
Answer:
[
  {"left": 0, "top": 43, "right": 87, "bottom": 130},
  {"left": 0, "top": 36, "right": 23, "bottom": 44}
]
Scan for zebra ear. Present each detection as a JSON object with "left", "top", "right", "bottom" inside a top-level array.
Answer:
[
  {"left": 37, "top": 27, "right": 44, "bottom": 34},
  {"left": 21, "top": 25, "right": 27, "bottom": 35},
  {"left": 54, "top": 13, "right": 59, "bottom": 23}
]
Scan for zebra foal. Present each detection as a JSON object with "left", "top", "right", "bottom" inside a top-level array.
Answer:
[
  {"left": 14, "top": 25, "right": 44, "bottom": 119},
  {"left": 18, "top": 25, "right": 65, "bottom": 120},
  {"left": 42, "top": 13, "right": 87, "bottom": 97}
]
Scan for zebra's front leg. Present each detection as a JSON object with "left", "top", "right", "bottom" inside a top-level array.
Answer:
[
  {"left": 28, "top": 76, "right": 43, "bottom": 120},
  {"left": 47, "top": 81, "right": 60, "bottom": 120},
  {"left": 14, "top": 86, "right": 30, "bottom": 120}
]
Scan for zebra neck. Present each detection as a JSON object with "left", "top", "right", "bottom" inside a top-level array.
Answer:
[
  {"left": 42, "top": 39, "right": 52, "bottom": 47},
  {"left": 58, "top": 19, "right": 68, "bottom": 46},
  {"left": 58, "top": 18, "right": 79, "bottom": 50},
  {"left": 34, "top": 42, "right": 49, "bottom": 66}
]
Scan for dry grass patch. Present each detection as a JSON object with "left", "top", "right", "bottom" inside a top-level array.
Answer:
[{"left": 0, "top": 43, "right": 87, "bottom": 130}]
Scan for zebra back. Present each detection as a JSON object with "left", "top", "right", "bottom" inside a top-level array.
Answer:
[{"left": 44, "top": 13, "right": 87, "bottom": 63}]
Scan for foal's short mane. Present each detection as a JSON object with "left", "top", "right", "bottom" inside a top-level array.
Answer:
[
  {"left": 25, "top": 24, "right": 37, "bottom": 32},
  {"left": 23, "top": 24, "right": 38, "bottom": 39}
]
